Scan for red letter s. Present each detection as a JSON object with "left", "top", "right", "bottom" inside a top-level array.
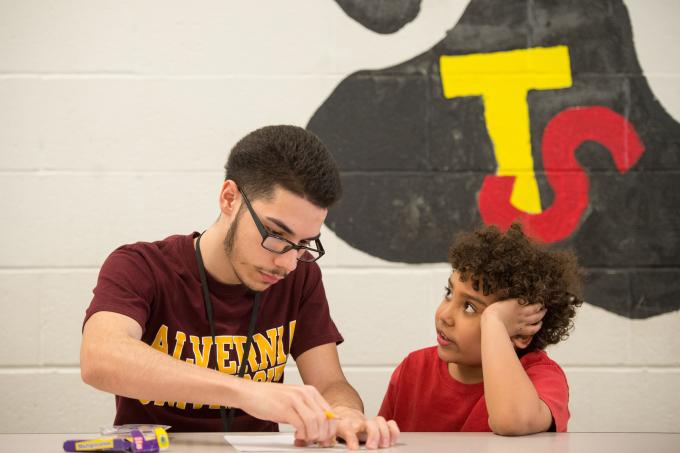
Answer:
[{"left": 479, "top": 106, "right": 645, "bottom": 242}]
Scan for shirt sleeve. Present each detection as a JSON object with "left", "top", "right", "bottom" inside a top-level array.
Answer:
[
  {"left": 289, "top": 262, "right": 344, "bottom": 359},
  {"left": 525, "top": 363, "right": 571, "bottom": 432},
  {"left": 84, "top": 246, "right": 156, "bottom": 333}
]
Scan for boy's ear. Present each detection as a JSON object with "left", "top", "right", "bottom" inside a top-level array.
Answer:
[{"left": 511, "top": 334, "right": 533, "bottom": 350}]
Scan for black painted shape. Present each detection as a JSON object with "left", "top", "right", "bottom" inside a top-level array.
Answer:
[
  {"left": 335, "top": 0, "right": 421, "bottom": 34},
  {"left": 582, "top": 270, "right": 631, "bottom": 318},
  {"left": 308, "top": 0, "right": 680, "bottom": 318},
  {"left": 630, "top": 270, "right": 680, "bottom": 319}
]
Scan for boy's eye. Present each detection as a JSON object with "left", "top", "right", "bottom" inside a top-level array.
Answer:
[
  {"left": 463, "top": 301, "right": 477, "bottom": 313},
  {"left": 443, "top": 286, "right": 452, "bottom": 299}
]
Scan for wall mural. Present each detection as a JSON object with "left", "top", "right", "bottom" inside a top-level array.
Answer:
[{"left": 308, "top": 0, "right": 680, "bottom": 319}]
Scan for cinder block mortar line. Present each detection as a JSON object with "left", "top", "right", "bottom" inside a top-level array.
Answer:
[
  {"left": 1, "top": 266, "right": 678, "bottom": 272},
  {"left": 0, "top": 170, "right": 222, "bottom": 176},
  {"left": 339, "top": 170, "right": 680, "bottom": 176},
  {"left": 0, "top": 267, "right": 99, "bottom": 272},
  {"left": 2, "top": 169, "right": 679, "bottom": 176},
  {"left": 0, "top": 266, "right": 448, "bottom": 272},
  {"left": 563, "top": 366, "right": 680, "bottom": 372},
  {"left": 0, "top": 366, "right": 82, "bottom": 374},
  {"left": 0, "top": 72, "right": 677, "bottom": 78},
  {"left": 0, "top": 73, "right": 346, "bottom": 79}
]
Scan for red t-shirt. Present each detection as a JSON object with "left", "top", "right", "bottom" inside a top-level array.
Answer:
[
  {"left": 378, "top": 346, "right": 570, "bottom": 432},
  {"left": 84, "top": 233, "right": 343, "bottom": 432}
]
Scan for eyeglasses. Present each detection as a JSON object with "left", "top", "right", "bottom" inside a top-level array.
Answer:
[{"left": 239, "top": 188, "right": 325, "bottom": 263}]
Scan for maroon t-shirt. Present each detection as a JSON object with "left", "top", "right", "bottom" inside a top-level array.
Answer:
[{"left": 85, "top": 232, "right": 343, "bottom": 432}]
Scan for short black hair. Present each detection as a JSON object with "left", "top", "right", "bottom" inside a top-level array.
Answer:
[
  {"left": 225, "top": 125, "right": 342, "bottom": 208},
  {"left": 448, "top": 223, "right": 583, "bottom": 352}
]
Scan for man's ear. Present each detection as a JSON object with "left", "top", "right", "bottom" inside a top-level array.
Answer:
[
  {"left": 219, "top": 180, "right": 241, "bottom": 217},
  {"left": 511, "top": 334, "right": 533, "bottom": 350}
]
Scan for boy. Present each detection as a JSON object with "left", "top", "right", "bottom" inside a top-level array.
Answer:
[{"left": 378, "top": 223, "right": 583, "bottom": 434}]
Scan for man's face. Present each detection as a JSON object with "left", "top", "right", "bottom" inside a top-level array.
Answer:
[
  {"left": 223, "top": 186, "right": 328, "bottom": 292},
  {"left": 434, "top": 270, "right": 499, "bottom": 367}
]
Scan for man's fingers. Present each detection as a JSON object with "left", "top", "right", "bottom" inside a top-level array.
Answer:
[
  {"left": 333, "top": 412, "right": 400, "bottom": 449},
  {"left": 324, "top": 418, "right": 337, "bottom": 445},
  {"left": 292, "top": 396, "right": 321, "bottom": 442},
  {"left": 287, "top": 410, "right": 306, "bottom": 443},
  {"left": 362, "top": 419, "right": 380, "bottom": 449},
  {"left": 339, "top": 429, "right": 360, "bottom": 450},
  {"left": 306, "top": 384, "right": 334, "bottom": 413},
  {"left": 301, "top": 385, "right": 334, "bottom": 443},
  {"left": 294, "top": 438, "right": 309, "bottom": 447},
  {"left": 336, "top": 414, "right": 365, "bottom": 451},
  {"left": 318, "top": 436, "right": 337, "bottom": 448},
  {"left": 374, "top": 416, "right": 391, "bottom": 448},
  {"left": 387, "top": 420, "right": 400, "bottom": 446}
]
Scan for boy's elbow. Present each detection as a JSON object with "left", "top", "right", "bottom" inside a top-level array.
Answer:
[
  {"left": 490, "top": 422, "right": 532, "bottom": 436},
  {"left": 488, "top": 413, "right": 546, "bottom": 436}
]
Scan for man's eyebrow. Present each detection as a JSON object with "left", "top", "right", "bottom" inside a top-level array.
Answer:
[
  {"left": 265, "top": 217, "right": 320, "bottom": 241},
  {"left": 448, "top": 277, "right": 489, "bottom": 306}
]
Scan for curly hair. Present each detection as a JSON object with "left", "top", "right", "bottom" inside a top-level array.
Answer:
[{"left": 448, "top": 223, "right": 583, "bottom": 352}]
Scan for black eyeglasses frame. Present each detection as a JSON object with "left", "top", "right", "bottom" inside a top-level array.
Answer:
[{"left": 238, "top": 188, "right": 325, "bottom": 263}]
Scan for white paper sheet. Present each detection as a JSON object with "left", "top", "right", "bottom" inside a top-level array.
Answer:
[{"left": 224, "top": 433, "right": 355, "bottom": 452}]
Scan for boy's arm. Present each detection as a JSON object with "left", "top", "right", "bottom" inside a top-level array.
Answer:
[{"left": 480, "top": 300, "right": 552, "bottom": 435}]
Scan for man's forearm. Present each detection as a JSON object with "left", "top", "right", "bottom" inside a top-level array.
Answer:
[
  {"left": 320, "top": 380, "right": 364, "bottom": 413},
  {"left": 81, "top": 327, "right": 248, "bottom": 409}
]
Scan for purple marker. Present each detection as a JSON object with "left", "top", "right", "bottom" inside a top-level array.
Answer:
[
  {"left": 63, "top": 436, "right": 131, "bottom": 452},
  {"left": 63, "top": 430, "right": 160, "bottom": 452}
]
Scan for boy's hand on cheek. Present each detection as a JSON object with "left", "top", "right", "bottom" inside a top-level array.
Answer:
[{"left": 482, "top": 298, "right": 547, "bottom": 338}]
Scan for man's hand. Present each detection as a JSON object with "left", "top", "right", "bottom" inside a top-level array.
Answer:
[
  {"left": 235, "top": 380, "right": 337, "bottom": 445},
  {"left": 333, "top": 406, "right": 400, "bottom": 450},
  {"left": 482, "top": 298, "right": 546, "bottom": 339}
]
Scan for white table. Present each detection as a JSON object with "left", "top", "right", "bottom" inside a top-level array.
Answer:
[{"left": 2, "top": 431, "right": 679, "bottom": 453}]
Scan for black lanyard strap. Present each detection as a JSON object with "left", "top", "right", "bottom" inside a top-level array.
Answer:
[{"left": 194, "top": 232, "right": 261, "bottom": 432}]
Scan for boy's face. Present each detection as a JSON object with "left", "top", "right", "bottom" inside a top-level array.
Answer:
[{"left": 434, "top": 270, "right": 499, "bottom": 366}]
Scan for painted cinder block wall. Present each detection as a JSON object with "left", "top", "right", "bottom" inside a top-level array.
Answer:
[{"left": 1, "top": 0, "right": 678, "bottom": 433}]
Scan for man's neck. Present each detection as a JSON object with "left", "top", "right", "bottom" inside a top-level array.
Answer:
[{"left": 196, "top": 225, "right": 240, "bottom": 285}]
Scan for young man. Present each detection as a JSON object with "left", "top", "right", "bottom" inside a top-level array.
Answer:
[
  {"left": 378, "top": 223, "right": 583, "bottom": 434},
  {"left": 81, "top": 125, "right": 398, "bottom": 449}
]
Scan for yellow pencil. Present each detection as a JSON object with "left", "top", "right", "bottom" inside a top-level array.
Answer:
[{"left": 324, "top": 410, "right": 341, "bottom": 420}]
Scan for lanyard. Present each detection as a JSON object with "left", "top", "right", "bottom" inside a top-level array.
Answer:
[{"left": 194, "top": 232, "right": 261, "bottom": 432}]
